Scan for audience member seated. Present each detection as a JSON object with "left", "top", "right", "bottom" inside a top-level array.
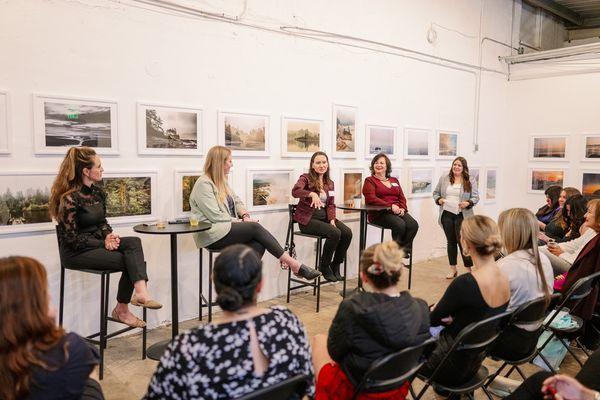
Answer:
[
  {"left": 536, "top": 185, "right": 562, "bottom": 231},
  {"left": 0, "top": 256, "right": 104, "bottom": 400},
  {"left": 420, "top": 215, "right": 510, "bottom": 391},
  {"left": 562, "top": 195, "right": 590, "bottom": 241},
  {"left": 540, "top": 198, "right": 599, "bottom": 276},
  {"left": 539, "top": 187, "right": 581, "bottom": 243},
  {"left": 311, "top": 241, "right": 430, "bottom": 400},
  {"left": 491, "top": 208, "right": 554, "bottom": 360},
  {"left": 144, "top": 245, "right": 314, "bottom": 400}
]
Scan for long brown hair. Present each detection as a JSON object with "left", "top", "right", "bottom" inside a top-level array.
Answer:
[
  {"left": 448, "top": 156, "right": 472, "bottom": 193},
  {"left": 49, "top": 146, "right": 97, "bottom": 222},
  {"left": 552, "top": 187, "right": 581, "bottom": 229},
  {"left": 204, "top": 145, "right": 232, "bottom": 204},
  {"left": 0, "top": 256, "right": 65, "bottom": 400},
  {"left": 307, "top": 151, "right": 332, "bottom": 192},
  {"left": 498, "top": 208, "right": 551, "bottom": 303}
]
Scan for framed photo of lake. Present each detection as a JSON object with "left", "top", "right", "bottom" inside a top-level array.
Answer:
[
  {"left": 33, "top": 94, "right": 119, "bottom": 155},
  {"left": 246, "top": 168, "right": 294, "bottom": 212},
  {"left": 403, "top": 127, "right": 431, "bottom": 160},
  {"left": 0, "top": 91, "right": 9, "bottom": 154},
  {"left": 582, "top": 134, "right": 600, "bottom": 161},
  {"left": 529, "top": 169, "right": 565, "bottom": 194},
  {"left": 101, "top": 171, "right": 158, "bottom": 224},
  {"left": 137, "top": 103, "right": 203, "bottom": 156},
  {"left": 218, "top": 111, "right": 269, "bottom": 157},
  {"left": 407, "top": 167, "right": 434, "bottom": 198},
  {"left": 0, "top": 172, "right": 55, "bottom": 234},
  {"left": 281, "top": 116, "right": 323, "bottom": 158},
  {"left": 529, "top": 135, "right": 568, "bottom": 161},
  {"left": 365, "top": 124, "right": 396, "bottom": 159},
  {"left": 436, "top": 130, "right": 459, "bottom": 160},
  {"left": 332, "top": 104, "right": 357, "bottom": 159},
  {"left": 174, "top": 170, "right": 203, "bottom": 217}
]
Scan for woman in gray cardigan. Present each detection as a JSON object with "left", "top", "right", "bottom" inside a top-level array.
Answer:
[
  {"left": 433, "top": 156, "right": 479, "bottom": 279},
  {"left": 189, "top": 145, "right": 320, "bottom": 281}
]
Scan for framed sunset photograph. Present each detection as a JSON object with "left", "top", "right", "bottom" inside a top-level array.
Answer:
[
  {"left": 582, "top": 134, "right": 600, "bottom": 161},
  {"left": 582, "top": 171, "right": 600, "bottom": 198},
  {"left": 529, "top": 169, "right": 565, "bottom": 194},
  {"left": 529, "top": 135, "right": 568, "bottom": 161}
]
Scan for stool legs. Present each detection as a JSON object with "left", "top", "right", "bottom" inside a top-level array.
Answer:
[
  {"left": 199, "top": 250, "right": 203, "bottom": 321},
  {"left": 59, "top": 265, "right": 65, "bottom": 327},
  {"left": 208, "top": 251, "right": 213, "bottom": 323}
]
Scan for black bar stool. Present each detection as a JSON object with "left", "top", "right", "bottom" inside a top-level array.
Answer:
[
  {"left": 198, "top": 247, "right": 220, "bottom": 322},
  {"left": 367, "top": 222, "right": 413, "bottom": 289}
]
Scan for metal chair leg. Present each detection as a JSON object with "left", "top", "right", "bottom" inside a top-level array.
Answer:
[
  {"left": 208, "top": 251, "right": 213, "bottom": 323},
  {"left": 408, "top": 252, "right": 413, "bottom": 290},
  {"left": 59, "top": 265, "right": 65, "bottom": 327},
  {"left": 142, "top": 308, "right": 147, "bottom": 360},
  {"left": 199, "top": 249, "right": 203, "bottom": 321},
  {"left": 99, "top": 273, "right": 106, "bottom": 380}
]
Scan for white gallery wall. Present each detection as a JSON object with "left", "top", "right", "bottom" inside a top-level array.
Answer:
[{"left": 0, "top": 0, "right": 512, "bottom": 333}]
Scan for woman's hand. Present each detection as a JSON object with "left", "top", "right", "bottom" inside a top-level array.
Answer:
[
  {"left": 309, "top": 192, "right": 324, "bottom": 209},
  {"left": 458, "top": 201, "right": 470, "bottom": 209},
  {"left": 438, "top": 198, "right": 446, "bottom": 206},
  {"left": 391, "top": 204, "right": 401, "bottom": 214},
  {"left": 104, "top": 233, "right": 120, "bottom": 251},
  {"left": 548, "top": 245, "right": 564, "bottom": 256},
  {"left": 330, "top": 219, "right": 336, "bottom": 226},
  {"left": 242, "top": 215, "right": 258, "bottom": 222},
  {"left": 542, "top": 374, "right": 597, "bottom": 400}
]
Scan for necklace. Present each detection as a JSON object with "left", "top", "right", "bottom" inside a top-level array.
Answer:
[{"left": 375, "top": 175, "right": 389, "bottom": 182}]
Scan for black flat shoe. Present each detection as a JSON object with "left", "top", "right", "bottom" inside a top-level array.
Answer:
[
  {"left": 295, "top": 264, "right": 321, "bottom": 280},
  {"left": 331, "top": 263, "right": 343, "bottom": 281},
  {"left": 321, "top": 266, "right": 337, "bottom": 282}
]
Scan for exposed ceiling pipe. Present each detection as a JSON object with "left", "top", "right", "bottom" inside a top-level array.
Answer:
[{"left": 501, "top": 42, "right": 600, "bottom": 64}]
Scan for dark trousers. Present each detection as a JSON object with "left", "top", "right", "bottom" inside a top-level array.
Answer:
[
  {"left": 65, "top": 236, "right": 148, "bottom": 304},
  {"left": 299, "top": 216, "right": 352, "bottom": 270},
  {"left": 441, "top": 211, "right": 473, "bottom": 267},
  {"left": 371, "top": 212, "right": 419, "bottom": 252},
  {"left": 208, "top": 222, "right": 284, "bottom": 259}
]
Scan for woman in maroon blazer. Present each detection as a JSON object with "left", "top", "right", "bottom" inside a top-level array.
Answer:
[
  {"left": 362, "top": 153, "right": 419, "bottom": 256},
  {"left": 292, "top": 151, "right": 352, "bottom": 282}
]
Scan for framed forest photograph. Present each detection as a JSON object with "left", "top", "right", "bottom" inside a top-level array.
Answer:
[
  {"left": 174, "top": 170, "right": 203, "bottom": 217},
  {"left": 101, "top": 171, "right": 157, "bottom": 224},
  {"left": 332, "top": 104, "right": 357, "bottom": 158},
  {"left": 218, "top": 111, "right": 269, "bottom": 156},
  {"left": 281, "top": 116, "right": 323, "bottom": 158},
  {"left": 246, "top": 169, "right": 294, "bottom": 212}
]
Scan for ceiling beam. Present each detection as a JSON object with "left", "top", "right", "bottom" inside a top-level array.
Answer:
[
  {"left": 568, "top": 27, "right": 600, "bottom": 41},
  {"left": 523, "top": 0, "right": 584, "bottom": 26}
]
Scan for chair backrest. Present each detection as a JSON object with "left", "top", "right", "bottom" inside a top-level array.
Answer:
[
  {"left": 561, "top": 270, "right": 600, "bottom": 304},
  {"left": 511, "top": 293, "right": 561, "bottom": 326},
  {"left": 235, "top": 374, "right": 309, "bottom": 400},
  {"left": 353, "top": 337, "right": 437, "bottom": 398}
]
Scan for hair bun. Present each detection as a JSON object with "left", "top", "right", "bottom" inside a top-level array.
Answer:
[
  {"left": 216, "top": 286, "right": 244, "bottom": 312},
  {"left": 482, "top": 233, "right": 502, "bottom": 254},
  {"left": 374, "top": 241, "right": 404, "bottom": 273}
]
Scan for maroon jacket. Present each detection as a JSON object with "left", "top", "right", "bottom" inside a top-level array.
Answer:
[
  {"left": 362, "top": 176, "right": 407, "bottom": 222},
  {"left": 561, "top": 232, "right": 600, "bottom": 322},
  {"left": 292, "top": 173, "right": 336, "bottom": 226}
]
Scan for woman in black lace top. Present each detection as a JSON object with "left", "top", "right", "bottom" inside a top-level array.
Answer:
[
  {"left": 49, "top": 147, "right": 161, "bottom": 328},
  {"left": 145, "top": 244, "right": 315, "bottom": 400}
]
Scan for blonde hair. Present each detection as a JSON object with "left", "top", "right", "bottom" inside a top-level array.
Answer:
[
  {"left": 498, "top": 208, "right": 550, "bottom": 301},
  {"left": 460, "top": 215, "right": 503, "bottom": 257},
  {"left": 49, "top": 146, "right": 97, "bottom": 222},
  {"left": 359, "top": 241, "right": 404, "bottom": 289},
  {"left": 588, "top": 198, "right": 600, "bottom": 232},
  {"left": 204, "top": 146, "right": 232, "bottom": 203}
]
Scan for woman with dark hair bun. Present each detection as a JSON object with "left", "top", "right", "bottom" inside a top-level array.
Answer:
[{"left": 145, "top": 244, "right": 314, "bottom": 400}]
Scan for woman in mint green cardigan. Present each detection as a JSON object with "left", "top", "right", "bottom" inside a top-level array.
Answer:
[{"left": 190, "top": 146, "right": 320, "bottom": 281}]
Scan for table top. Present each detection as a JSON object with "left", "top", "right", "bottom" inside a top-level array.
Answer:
[
  {"left": 133, "top": 222, "right": 211, "bottom": 235},
  {"left": 335, "top": 204, "right": 390, "bottom": 212}
]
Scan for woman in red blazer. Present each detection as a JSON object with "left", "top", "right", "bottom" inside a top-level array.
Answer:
[
  {"left": 292, "top": 151, "right": 352, "bottom": 282},
  {"left": 362, "top": 153, "right": 419, "bottom": 256}
]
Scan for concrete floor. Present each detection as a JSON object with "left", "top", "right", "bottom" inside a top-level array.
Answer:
[{"left": 98, "top": 257, "right": 584, "bottom": 399}]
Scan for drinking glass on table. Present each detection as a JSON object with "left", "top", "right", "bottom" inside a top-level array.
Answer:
[{"left": 189, "top": 214, "right": 199, "bottom": 226}]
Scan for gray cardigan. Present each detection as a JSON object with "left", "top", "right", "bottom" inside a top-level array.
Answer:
[
  {"left": 432, "top": 175, "right": 479, "bottom": 226},
  {"left": 189, "top": 175, "right": 246, "bottom": 248}
]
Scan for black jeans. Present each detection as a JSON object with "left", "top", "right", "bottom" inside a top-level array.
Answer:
[
  {"left": 298, "top": 213, "right": 352, "bottom": 270},
  {"left": 208, "top": 222, "right": 284, "bottom": 259},
  {"left": 371, "top": 212, "right": 419, "bottom": 252},
  {"left": 65, "top": 236, "right": 148, "bottom": 304},
  {"left": 441, "top": 211, "right": 473, "bottom": 267}
]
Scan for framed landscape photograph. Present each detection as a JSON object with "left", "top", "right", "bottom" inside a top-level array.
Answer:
[
  {"left": 246, "top": 169, "right": 294, "bottom": 212},
  {"left": 485, "top": 168, "right": 498, "bottom": 203},
  {"left": 281, "top": 116, "right": 323, "bottom": 157},
  {"left": 529, "top": 135, "right": 568, "bottom": 161},
  {"left": 218, "top": 111, "right": 269, "bottom": 156},
  {"left": 332, "top": 104, "right": 357, "bottom": 158},
  {"left": 469, "top": 166, "right": 481, "bottom": 190},
  {"left": 582, "top": 171, "right": 600, "bottom": 198},
  {"left": 33, "top": 94, "right": 119, "bottom": 155},
  {"left": 0, "top": 91, "right": 9, "bottom": 154},
  {"left": 407, "top": 167, "right": 434, "bottom": 198},
  {"left": 582, "top": 134, "right": 600, "bottom": 161},
  {"left": 174, "top": 170, "right": 203, "bottom": 217},
  {"left": 137, "top": 103, "right": 203, "bottom": 156},
  {"left": 403, "top": 127, "right": 430, "bottom": 160},
  {"left": 339, "top": 168, "right": 364, "bottom": 216},
  {"left": 0, "top": 172, "right": 54, "bottom": 234},
  {"left": 436, "top": 130, "right": 459, "bottom": 160},
  {"left": 101, "top": 171, "right": 157, "bottom": 224},
  {"left": 529, "top": 169, "right": 565, "bottom": 194},
  {"left": 365, "top": 124, "right": 396, "bottom": 159},
  {"left": 390, "top": 167, "right": 403, "bottom": 183}
]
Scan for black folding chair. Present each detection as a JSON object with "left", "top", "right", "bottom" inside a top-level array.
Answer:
[
  {"left": 533, "top": 271, "right": 600, "bottom": 373},
  {"left": 414, "top": 310, "right": 513, "bottom": 400},
  {"left": 351, "top": 337, "right": 436, "bottom": 400},
  {"left": 485, "top": 293, "right": 561, "bottom": 385},
  {"left": 235, "top": 374, "right": 309, "bottom": 400}
]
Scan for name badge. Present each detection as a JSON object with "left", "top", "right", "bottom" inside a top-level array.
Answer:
[
  {"left": 328, "top": 191, "right": 335, "bottom": 197},
  {"left": 391, "top": 183, "right": 399, "bottom": 187}
]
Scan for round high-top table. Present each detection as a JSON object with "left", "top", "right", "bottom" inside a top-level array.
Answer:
[{"left": 134, "top": 222, "right": 210, "bottom": 360}]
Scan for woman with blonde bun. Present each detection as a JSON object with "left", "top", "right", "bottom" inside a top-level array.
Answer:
[
  {"left": 421, "top": 215, "right": 510, "bottom": 391},
  {"left": 312, "top": 241, "right": 430, "bottom": 400}
]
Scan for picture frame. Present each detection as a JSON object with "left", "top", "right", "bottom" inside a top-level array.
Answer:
[
  {"left": 528, "top": 168, "right": 566, "bottom": 194},
  {"left": 0, "top": 172, "right": 55, "bottom": 234},
  {"left": 246, "top": 168, "right": 294, "bottom": 212},
  {"left": 339, "top": 168, "right": 365, "bottom": 217},
  {"left": 582, "top": 134, "right": 600, "bottom": 161},
  {"left": 33, "top": 94, "right": 119, "bottom": 155},
  {"left": 137, "top": 103, "right": 203, "bottom": 156},
  {"left": 436, "top": 130, "right": 459, "bottom": 160},
  {"left": 218, "top": 111, "right": 269, "bottom": 157},
  {"left": 469, "top": 165, "right": 482, "bottom": 191},
  {"left": 407, "top": 167, "right": 434, "bottom": 198},
  {"left": 101, "top": 171, "right": 158, "bottom": 224},
  {"left": 484, "top": 167, "right": 498, "bottom": 203},
  {"left": 365, "top": 124, "right": 397, "bottom": 159},
  {"left": 403, "top": 127, "right": 431, "bottom": 160},
  {"left": 174, "top": 170, "right": 203, "bottom": 217},
  {"left": 281, "top": 116, "right": 324, "bottom": 158},
  {"left": 0, "top": 90, "right": 10, "bottom": 154},
  {"left": 529, "top": 135, "right": 568, "bottom": 161},
  {"left": 332, "top": 104, "right": 357, "bottom": 158},
  {"left": 582, "top": 171, "right": 600, "bottom": 198}
]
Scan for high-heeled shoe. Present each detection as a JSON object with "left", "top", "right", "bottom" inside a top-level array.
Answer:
[
  {"left": 320, "top": 265, "right": 337, "bottom": 282},
  {"left": 445, "top": 270, "right": 458, "bottom": 279},
  {"left": 331, "top": 263, "right": 343, "bottom": 281},
  {"left": 131, "top": 295, "right": 163, "bottom": 309},
  {"left": 295, "top": 264, "right": 321, "bottom": 280}
]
